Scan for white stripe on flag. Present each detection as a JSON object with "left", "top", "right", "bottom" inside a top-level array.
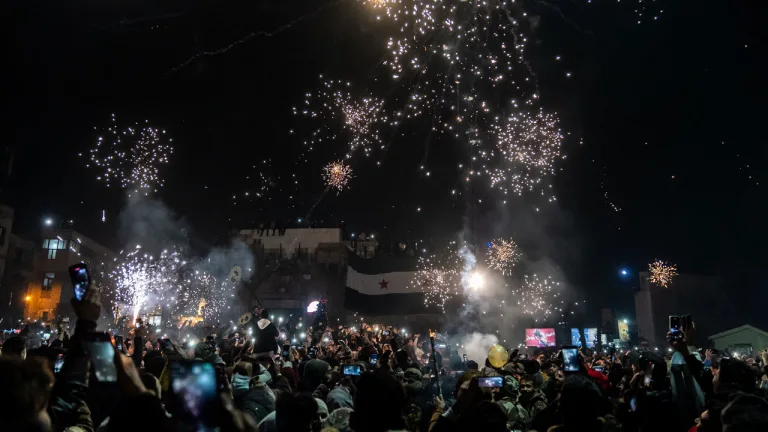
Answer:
[{"left": 345, "top": 267, "right": 419, "bottom": 296}]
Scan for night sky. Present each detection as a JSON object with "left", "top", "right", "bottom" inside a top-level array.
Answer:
[{"left": 6, "top": 1, "right": 767, "bottom": 320}]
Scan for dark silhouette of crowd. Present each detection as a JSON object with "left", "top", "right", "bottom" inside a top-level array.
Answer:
[{"left": 2, "top": 291, "right": 768, "bottom": 432}]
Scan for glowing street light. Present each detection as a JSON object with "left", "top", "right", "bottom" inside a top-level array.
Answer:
[
  {"left": 44, "top": 218, "right": 53, "bottom": 226},
  {"left": 25, "top": 295, "right": 32, "bottom": 301}
]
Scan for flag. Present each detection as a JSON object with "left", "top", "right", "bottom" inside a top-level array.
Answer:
[{"left": 344, "top": 251, "right": 430, "bottom": 315}]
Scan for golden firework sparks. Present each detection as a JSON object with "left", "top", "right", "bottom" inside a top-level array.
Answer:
[
  {"left": 649, "top": 259, "right": 678, "bottom": 288},
  {"left": 487, "top": 238, "right": 522, "bottom": 275},
  {"left": 323, "top": 160, "right": 353, "bottom": 192}
]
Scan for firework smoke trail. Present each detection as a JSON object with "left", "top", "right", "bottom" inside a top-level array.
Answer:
[{"left": 86, "top": 114, "right": 173, "bottom": 197}]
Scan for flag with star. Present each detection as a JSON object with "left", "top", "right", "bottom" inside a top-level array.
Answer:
[{"left": 344, "top": 251, "right": 430, "bottom": 315}]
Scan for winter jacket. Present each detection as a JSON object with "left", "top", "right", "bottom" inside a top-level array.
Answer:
[
  {"left": 252, "top": 318, "right": 279, "bottom": 355},
  {"left": 48, "top": 319, "right": 96, "bottom": 432},
  {"left": 233, "top": 381, "right": 276, "bottom": 424}
]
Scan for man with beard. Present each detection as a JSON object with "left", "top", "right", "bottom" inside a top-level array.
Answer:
[{"left": 519, "top": 374, "right": 548, "bottom": 421}]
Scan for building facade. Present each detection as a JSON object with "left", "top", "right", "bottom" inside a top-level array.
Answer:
[
  {"left": 23, "top": 228, "right": 116, "bottom": 322},
  {"left": 634, "top": 271, "right": 738, "bottom": 347},
  {"left": 708, "top": 325, "right": 768, "bottom": 353}
]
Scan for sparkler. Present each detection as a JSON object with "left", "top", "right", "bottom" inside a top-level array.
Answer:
[
  {"left": 487, "top": 238, "right": 521, "bottom": 275},
  {"left": 323, "top": 160, "right": 353, "bottom": 192},
  {"left": 648, "top": 259, "right": 677, "bottom": 288},
  {"left": 87, "top": 114, "right": 173, "bottom": 197}
]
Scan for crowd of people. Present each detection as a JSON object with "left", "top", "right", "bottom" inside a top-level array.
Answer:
[{"left": 2, "top": 291, "right": 768, "bottom": 432}]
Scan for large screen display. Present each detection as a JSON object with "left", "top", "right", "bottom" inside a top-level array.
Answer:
[
  {"left": 525, "top": 328, "right": 556, "bottom": 347},
  {"left": 570, "top": 328, "right": 599, "bottom": 348}
]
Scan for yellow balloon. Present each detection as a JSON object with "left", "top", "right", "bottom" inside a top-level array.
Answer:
[{"left": 488, "top": 344, "right": 509, "bottom": 368}]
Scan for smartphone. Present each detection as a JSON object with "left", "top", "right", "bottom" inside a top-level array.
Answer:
[
  {"left": 593, "top": 365, "right": 604, "bottom": 373},
  {"left": 168, "top": 360, "right": 218, "bottom": 430},
  {"left": 370, "top": 353, "right": 378, "bottom": 365},
  {"left": 669, "top": 316, "right": 683, "bottom": 341},
  {"left": 630, "top": 396, "right": 637, "bottom": 411},
  {"left": 282, "top": 343, "right": 291, "bottom": 360},
  {"left": 382, "top": 330, "right": 389, "bottom": 336},
  {"left": 562, "top": 347, "right": 580, "bottom": 372},
  {"left": 115, "top": 335, "right": 124, "bottom": 351},
  {"left": 84, "top": 333, "right": 118, "bottom": 382},
  {"left": 644, "top": 375, "right": 652, "bottom": 387},
  {"left": 343, "top": 364, "right": 361, "bottom": 376},
  {"left": 162, "top": 338, "right": 175, "bottom": 354},
  {"left": 478, "top": 376, "right": 504, "bottom": 388},
  {"left": 68, "top": 264, "right": 90, "bottom": 301},
  {"left": 309, "top": 346, "right": 317, "bottom": 358},
  {"left": 54, "top": 354, "right": 65, "bottom": 373}
]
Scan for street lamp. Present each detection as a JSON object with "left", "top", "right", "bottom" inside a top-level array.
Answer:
[
  {"left": 25, "top": 295, "right": 32, "bottom": 301},
  {"left": 44, "top": 219, "right": 53, "bottom": 226}
]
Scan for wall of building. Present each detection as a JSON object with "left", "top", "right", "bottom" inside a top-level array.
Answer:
[
  {"left": 710, "top": 327, "right": 768, "bottom": 352},
  {"left": 240, "top": 228, "right": 342, "bottom": 259},
  {"left": 24, "top": 281, "right": 62, "bottom": 321},
  {"left": 26, "top": 228, "right": 116, "bottom": 321}
]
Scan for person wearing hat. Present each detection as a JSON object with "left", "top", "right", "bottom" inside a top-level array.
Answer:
[{"left": 231, "top": 360, "right": 276, "bottom": 425}]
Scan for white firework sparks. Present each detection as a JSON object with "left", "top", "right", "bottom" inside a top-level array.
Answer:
[
  {"left": 489, "top": 108, "right": 564, "bottom": 199},
  {"left": 87, "top": 114, "right": 173, "bottom": 196},
  {"left": 110, "top": 247, "right": 184, "bottom": 321},
  {"left": 512, "top": 274, "right": 562, "bottom": 322},
  {"left": 296, "top": 79, "right": 389, "bottom": 158}
]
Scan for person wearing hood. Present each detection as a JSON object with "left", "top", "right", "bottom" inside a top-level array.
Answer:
[
  {"left": 252, "top": 309, "right": 279, "bottom": 357},
  {"left": 327, "top": 376, "right": 355, "bottom": 411},
  {"left": 231, "top": 361, "right": 276, "bottom": 425},
  {"left": 303, "top": 359, "right": 331, "bottom": 393},
  {"left": 402, "top": 368, "right": 425, "bottom": 432}
]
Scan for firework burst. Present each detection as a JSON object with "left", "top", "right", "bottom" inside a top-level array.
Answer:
[
  {"left": 512, "top": 274, "right": 562, "bottom": 322},
  {"left": 489, "top": 109, "right": 564, "bottom": 198},
  {"left": 411, "top": 246, "right": 462, "bottom": 312},
  {"left": 323, "top": 160, "right": 353, "bottom": 192},
  {"left": 649, "top": 259, "right": 678, "bottom": 288},
  {"left": 87, "top": 114, "right": 173, "bottom": 196},
  {"left": 296, "top": 79, "right": 389, "bottom": 158},
  {"left": 487, "top": 238, "right": 522, "bottom": 275}
]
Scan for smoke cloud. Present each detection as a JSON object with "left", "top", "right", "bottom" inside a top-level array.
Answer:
[{"left": 459, "top": 332, "right": 499, "bottom": 363}]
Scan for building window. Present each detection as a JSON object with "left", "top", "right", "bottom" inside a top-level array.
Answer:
[
  {"left": 48, "top": 249, "right": 57, "bottom": 260},
  {"left": 43, "top": 238, "right": 67, "bottom": 250},
  {"left": 42, "top": 311, "right": 49, "bottom": 321},
  {"left": 42, "top": 272, "right": 55, "bottom": 291}
]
